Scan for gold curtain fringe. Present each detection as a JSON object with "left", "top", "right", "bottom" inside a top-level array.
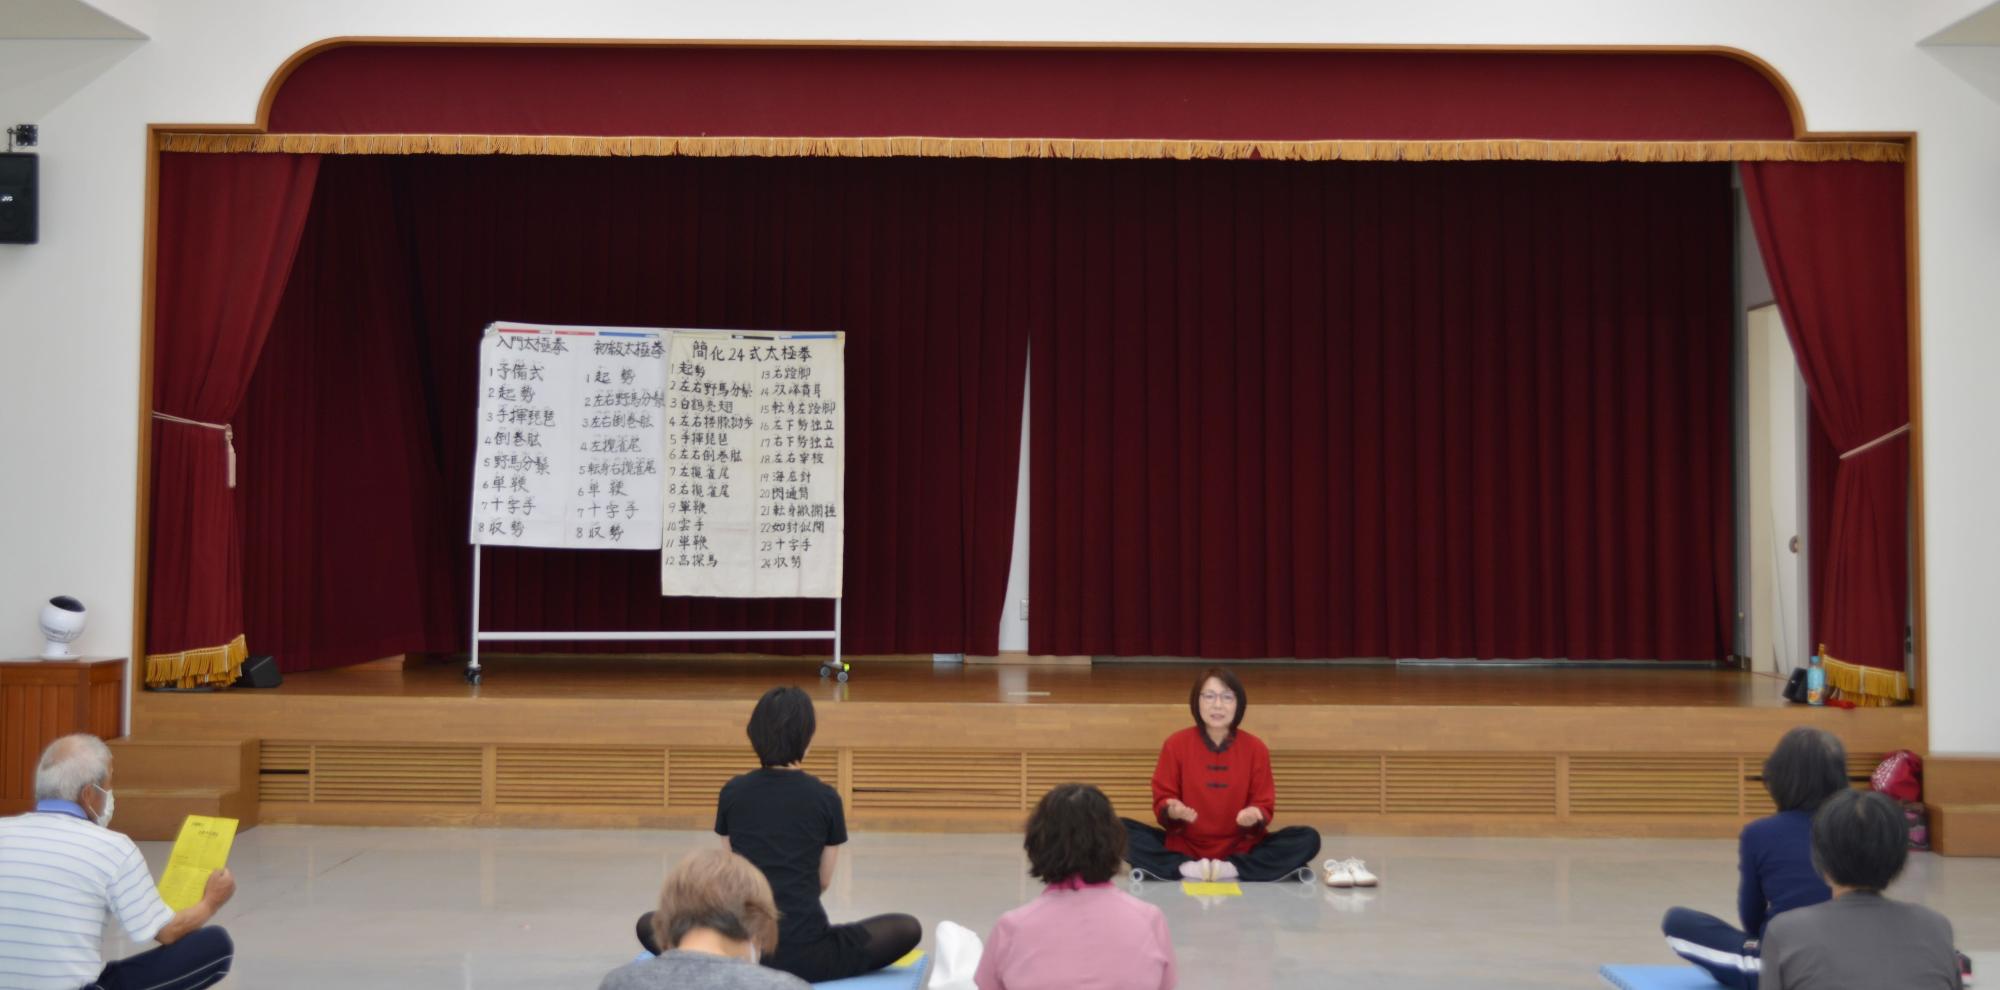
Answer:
[
  {"left": 144, "top": 632, "right": 247, "bottom": 689},
  {"left": 159, "top": 132, "right": 1907, "bottom": 163},
  {"left": 1821, "top": 652, "right": 1912, "bottom": 707}
]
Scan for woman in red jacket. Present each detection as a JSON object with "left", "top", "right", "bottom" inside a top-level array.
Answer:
[{"left": 1122, "top": 667, "right": 1322, "bottom": 882}]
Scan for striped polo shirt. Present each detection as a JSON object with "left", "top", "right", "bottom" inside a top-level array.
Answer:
[{"left": 0, "top": 801, "right": 175, "bottom": 990}]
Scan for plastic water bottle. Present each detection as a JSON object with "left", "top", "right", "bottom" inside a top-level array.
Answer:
[{"left": 1806, "top": 649, "right": 1826, "bottom": 706}]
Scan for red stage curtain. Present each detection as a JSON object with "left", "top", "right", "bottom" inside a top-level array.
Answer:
[
  {"left": 1741, "top": 162, "right": 1910, "bottom": 702},
  {"left": 236, "top": 159, "right": 458, "bottom": 672},
  {"left": 240, "top": 155, "right": 1029, "bottom": 668},
  {"left": 266, "top": 47, "right": 1796, "bottom": 143},
  {"left": 1030, "top": 161, "right": 1736, "bottom": 660},
  {"left": 1808, "top": 409, "right": 1838, "bottom": 650},
  {"left": 146, "top": 152, "right": 320, "bottom": 685}
]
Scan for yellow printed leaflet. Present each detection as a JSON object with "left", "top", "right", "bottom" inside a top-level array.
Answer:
[{"left": 157, "top": 815, "right": 237, "bottom": 911}]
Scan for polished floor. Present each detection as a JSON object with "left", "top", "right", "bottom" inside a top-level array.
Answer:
[{"left": 111, "top": 825, "right": 1997, "bottom": 989}]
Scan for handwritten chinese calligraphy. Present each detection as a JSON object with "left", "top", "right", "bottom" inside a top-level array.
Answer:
[
  {"left": 661, "top": 331, "right": 844, "bottom": 598},
  {"left": 470, "top": 323, "right": 666, "bottom": 550}
]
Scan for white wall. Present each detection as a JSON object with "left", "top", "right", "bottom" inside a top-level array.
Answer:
[
  {"left": 997, "top": 370, "right": 1030, "bottom": 654},
  {"left": 2, "top": 0, "right": 1996, "bottom": 754}
]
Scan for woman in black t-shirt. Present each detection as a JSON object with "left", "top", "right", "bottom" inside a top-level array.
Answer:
[{"left": 639, "top": 686, "right": 921, "bottom": 983}]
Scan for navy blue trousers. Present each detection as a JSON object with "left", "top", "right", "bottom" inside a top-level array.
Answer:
[
  {"left": 87, "top": 927, "right": 234, "bottom": 990},
  {"left": 1662, "top": 907, "right": 1759, "bottom": 990}
]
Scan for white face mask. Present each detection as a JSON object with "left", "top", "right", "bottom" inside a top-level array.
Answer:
[{"left": 89, "top": 783, "right": 114, "bottom": 828}]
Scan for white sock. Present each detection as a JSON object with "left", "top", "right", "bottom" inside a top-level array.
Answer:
[
  {"left": 1178, "top": 860, "right": 1206, "bottom": 880},
  {"left": 1212, "top": 860, "right": 1240, "bottom": 881}
]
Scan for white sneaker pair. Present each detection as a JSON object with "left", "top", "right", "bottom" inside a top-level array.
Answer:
[
  {"left": 1177, "top": 858, "right": 1240, "bottom": 882},
  {"left": 1321, "top": 857, "right": 1378, "bottom": 888}
]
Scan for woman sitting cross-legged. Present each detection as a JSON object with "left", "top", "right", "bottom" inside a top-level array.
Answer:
[
  {"left": 1760, "top": 789, "right": 1964, "bottom": 989},
  {"left": 1122, "top": 666, "right": 1321, "bottom": 883},
  {"left": 601, "top": 848, "right": 808, "bottom": 990},
  {"left": 636, "top": 686, "right": 922, "bottom": 983},
  {"left": 1660, "top": 726, "right": 1847, "bottom": 989},
  {"left": 976, "top": 783, "right": 1177, "bottom": 990}
]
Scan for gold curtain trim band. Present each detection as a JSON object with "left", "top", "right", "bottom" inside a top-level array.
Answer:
[
  {"left": 1820, "top": 652, "right": 1911, "bottom": 706},
  {"left": 155, "top": 133, "right": 1908, "bottom": 163},
  {"left": 144, "top": 632, "right": 248, "bottom": 689}
]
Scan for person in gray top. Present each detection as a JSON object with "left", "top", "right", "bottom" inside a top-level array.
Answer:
[
  {"left": 1760, "top": 789, "right": 1962, "bottom": 990},
  {"left": 601, "top": 848, "right": 810, "bottom": 990}
]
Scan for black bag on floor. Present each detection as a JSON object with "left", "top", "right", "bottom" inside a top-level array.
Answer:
[{"left": 1782, "top": 667, "right": 1809, "bottom": 703}]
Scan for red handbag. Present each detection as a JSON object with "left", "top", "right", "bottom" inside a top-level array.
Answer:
[{"left": 1870, "top": 750, "right": 1923, "bottom": 802}]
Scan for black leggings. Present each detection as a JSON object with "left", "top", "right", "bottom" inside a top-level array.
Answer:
[
  {"left": 1121, "top": 818, "right": 1322, "bottom": 882},
  {"left": 637, "top": 910, "right": 921, "bottom": 983}
]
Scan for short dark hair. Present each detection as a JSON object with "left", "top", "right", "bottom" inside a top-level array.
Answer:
[
  {"left": 1024, "top": 783, "right": 1127, "bottom": 885},
  {"left": 1188, "top": 666, "right": 1247, "bottom": 731},
  {"left": 1762, "top": 726, "right": 1849, "bottom": 812},
  {"left": 1810, "top": 789, "right": 1908, "bottom": 891},
  {"left": 747, "top": 686, "right": 815, "bottom": 767}
]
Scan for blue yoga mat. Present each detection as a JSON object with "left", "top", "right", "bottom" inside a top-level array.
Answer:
[
  {"left": 1598, "top": 964, "right": 1726, "bottom": 989},
  {"left": 624, "top": 951, "right": 929, "bottom": 989},
  {"left": 812, "top": 952, "right": 929, "bottom": 990}
]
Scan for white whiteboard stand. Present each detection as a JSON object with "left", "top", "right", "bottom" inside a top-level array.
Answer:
[{"left": 464, "top": 538, "right": 846, "bottom": 685}]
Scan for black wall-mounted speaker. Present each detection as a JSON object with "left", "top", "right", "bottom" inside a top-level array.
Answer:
[{"left": 0, "top": 153, "right": 37, "bottom": 244}]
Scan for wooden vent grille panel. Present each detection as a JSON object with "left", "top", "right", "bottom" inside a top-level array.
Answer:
[
  {"left": 258, "top": 741, "right": 311, "bottom": 802},
  {"left": 1274, "top": 754, "right": 1384, "bottom": 814},
  {"left": 852, "top": 750, "right": 1022, "bottom": 810},
  {"left": 496, "top": 746, "right": 664, "bottom": 807},
  {"left": 1385, "top": 755, "right": 1557, "bottom": 815},
  {"left": 1746, "top": 753, "right": 1885, "bottom": 782},
  {"left": 1847, "top": 753, "right": 1887, "bottom": 786},
  {"left": 1742, "top": 752, "right": 1886, "bottom": 812},
  {"left": 1570, "top": 756, "right": 1741, "bottom": 815},
  {"left": 667, "top": 749, "right": 836, "bottom": 809},
  {"left": 1025, "top": 752, "right": 1155, "bottom": 816},
  {"left": 311, "top": 744, "right": 481, "bottom": 805}
]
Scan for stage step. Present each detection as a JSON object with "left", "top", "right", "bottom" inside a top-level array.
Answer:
[
  {"left": 110, "top": 786, "right": 258, "bottom": 841},
  {"left": 110, "top": 738, "right": 257, "bottom": 790},
  {"left": 107, "top": 739, "right": 260, "bottom": 841},
  {"left": 1934, "top": 804, "right": 2000, "bottom": 857}
]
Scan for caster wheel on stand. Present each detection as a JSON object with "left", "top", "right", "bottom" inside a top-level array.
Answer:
[
  {"left": 818, "top": 665, "right": 832, "bottom": 679},
  {"left": 836, "top": 670, "right": 849, "bottom": 683},
  {"left": 465, "top": 669, "right": 482, "bottom": 685}
]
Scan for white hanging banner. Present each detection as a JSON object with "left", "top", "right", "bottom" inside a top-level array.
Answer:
[
  {"left": 469, "top": 322, "right": 666, "bottom": 550},
  {"left": 660, "top": 330, "right": 845, "bottom": 598}
]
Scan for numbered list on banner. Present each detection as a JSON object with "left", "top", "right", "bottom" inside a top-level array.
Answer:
[
  {"left": 471, "top": 324, "right": 666, "bottom": 550},
  {"left": 471, "top": 330, "right": 575, "bottom": 547},
  {"left": 572, "top": 332, "right": 666, "bottom": 547},
  {"left": 661, "top": 332, "right": 845, "bottom": 598}
]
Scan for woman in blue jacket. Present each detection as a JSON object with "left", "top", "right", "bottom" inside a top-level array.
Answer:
[{"left": 1660, "top": 726, "right": 1848, "bottom": 989}]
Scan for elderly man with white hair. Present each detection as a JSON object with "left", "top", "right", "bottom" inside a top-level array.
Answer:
[{"left": 0, "top": 733, "right": 236, "bottom": 990}]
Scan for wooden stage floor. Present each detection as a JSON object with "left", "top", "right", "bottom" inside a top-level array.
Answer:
[
  {"left": 216, "top": 655, "right": 1797, "bottom": 707},
  {"left": 128, "top": 657, "right": 1927, "bottom": 837}
]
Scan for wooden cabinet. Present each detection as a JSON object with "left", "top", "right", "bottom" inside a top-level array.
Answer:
[{"left": 1, "top": 658, "right": 124, "bottom": 813}]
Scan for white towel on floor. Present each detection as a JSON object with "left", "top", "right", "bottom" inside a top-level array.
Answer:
[{"left": 927, "top": 921, "right": 983, "bottom": 990}]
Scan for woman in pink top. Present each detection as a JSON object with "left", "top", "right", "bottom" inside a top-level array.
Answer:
[{"left": 975, "top": 784, "right": 1177, "bottom": 990}]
